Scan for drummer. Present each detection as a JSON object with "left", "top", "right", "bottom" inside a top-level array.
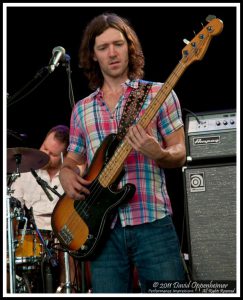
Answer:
[{"left": 10, "top": 125, "right": 82, "bottom": 292}]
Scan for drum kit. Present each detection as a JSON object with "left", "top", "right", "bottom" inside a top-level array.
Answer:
[{"left": 6, "top": 147, "right": 77, "bottom": 293}]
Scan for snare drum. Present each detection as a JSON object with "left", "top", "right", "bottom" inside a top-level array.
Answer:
[{"left": 15, "top": 229, "right": 43, "bottom": 264}]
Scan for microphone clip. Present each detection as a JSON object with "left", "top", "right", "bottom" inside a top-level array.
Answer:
[{"left": 30, "top": 168, "right": 54, "bottom": 201}]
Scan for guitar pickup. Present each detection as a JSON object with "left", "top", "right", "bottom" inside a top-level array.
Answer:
[{"left": 59, "top": 225, "right": 73, "bottom": 245}]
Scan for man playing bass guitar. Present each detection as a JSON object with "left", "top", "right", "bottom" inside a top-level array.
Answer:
[{"left": 58, "top": 13, "right": 186, "bottom": 293}]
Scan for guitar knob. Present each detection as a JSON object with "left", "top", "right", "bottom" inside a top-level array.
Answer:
[
  {"left": 81, "top": 245, "right": 88, "bottom": 251},
  {"left": 206, "top": 15, "right": 216, "bottom": 22}
]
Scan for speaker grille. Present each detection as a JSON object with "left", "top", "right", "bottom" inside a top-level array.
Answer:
[{"left": 183, "top": 163, "right": 236, "bottom": 280}]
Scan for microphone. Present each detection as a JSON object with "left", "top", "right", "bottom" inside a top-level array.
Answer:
[
  {"left": 48, "top": 46, "right": 66, "bottom": 73},
  {"left": 30, "top": 168, "right": 54, "bottom": 202}
]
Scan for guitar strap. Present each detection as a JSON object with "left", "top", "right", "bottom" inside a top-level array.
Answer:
[{"left": 117, "top": 81, "right": 152, "bottom": 141}]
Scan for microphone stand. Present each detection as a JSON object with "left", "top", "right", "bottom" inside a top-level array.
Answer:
[
  {"left": 8, "top": 48, "right": 71, "bottom": 109},
  {"left": 63, "top": 251, "right": 72, "bottom": 293},
  {"left": 30, "top": 169, "right": 74, "bottom": 293},
  {"left": 7, "top": 66, "right": 50, "bottom": 108},
  {"left": 63, "top": 57, "right": 88, "bottom": 294},
  {"left": 28, "top": 208, "right": 57, "bottom": 267},
  {"left": 30, "top": 168, "right": 61, "bottom": 201},
  {"left": 28, "top": 208, "right": 58, "bottom": 292}
]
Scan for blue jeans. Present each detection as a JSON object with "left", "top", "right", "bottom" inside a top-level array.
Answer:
[{"left": 90, "top": 215, "right": 186, "bottom": 293}]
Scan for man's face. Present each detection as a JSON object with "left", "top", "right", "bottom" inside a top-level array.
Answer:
[
  {"left": 40, "top": 132, "right": 65, "bottom": 170},
  {"left": 93, "top": 27, "right": 129, "bottom": 81}
]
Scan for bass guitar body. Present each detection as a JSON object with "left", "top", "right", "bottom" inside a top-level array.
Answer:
[{"left": 51, "top": 134, "right": 136, "bottom": 259}]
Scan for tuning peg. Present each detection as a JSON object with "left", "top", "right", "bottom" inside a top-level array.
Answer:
[
  {"left": 201, "top": 22, "right": 204, "bottom": 28},
  {"left": 193, "top": 30, "right": 197, "bottom": 36},
  {"left": 206, "top": 15, "right": 216, "bottom": 22},
  {"left": 183, "top": 38, "right": 190, "bottom": 45}
]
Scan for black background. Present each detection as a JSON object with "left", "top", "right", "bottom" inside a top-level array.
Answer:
[{"left": 6, "top": 4, "right": 237, "bottom": 249}]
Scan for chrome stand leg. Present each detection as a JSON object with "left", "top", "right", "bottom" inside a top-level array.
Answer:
[
  {"left": 64, "top": 251, "right": 71, "bottom": 293},
  {"left": 7, "top": 194, "right": 16, "bottom": 293}
]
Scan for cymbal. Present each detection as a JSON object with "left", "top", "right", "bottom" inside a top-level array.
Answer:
[{"left": 7, "top": 147, "right": 50, "bottom": 173}]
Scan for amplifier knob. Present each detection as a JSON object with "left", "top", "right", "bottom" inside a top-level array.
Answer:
[
  {"left": 230, "top": 119, "right": 235, "bottom": 125},
  {"left": 223, "top": 120, "right": 228, "bottom": 125},
  {"left": 216, "top": 121, "right": 221, "bottom": 126}
]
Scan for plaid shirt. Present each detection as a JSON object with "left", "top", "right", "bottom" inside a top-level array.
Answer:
[{"left": 68, "top": 79, "right": 184, "bottom": 226}]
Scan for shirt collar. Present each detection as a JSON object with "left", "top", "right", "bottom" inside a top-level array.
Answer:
[
  {"left": 38, "top": 168, "right": 60, "bottom": 178},
  {"left": 93, "top": 79, "right": 140, "bottom": 105}
]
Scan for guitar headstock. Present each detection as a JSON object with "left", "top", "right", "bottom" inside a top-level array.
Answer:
[{"left": 181, "top": 16, "right": 224, "bottom": 67}]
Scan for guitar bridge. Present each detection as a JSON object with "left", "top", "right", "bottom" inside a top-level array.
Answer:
[{"left": 59, "top": 225, "right": 73, "bottom": 245}]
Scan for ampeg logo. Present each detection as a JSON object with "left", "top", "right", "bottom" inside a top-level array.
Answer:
[
  {"left": 193, "top": 136, "right": 220, "bottom": 145},
  {"left": 189, "top": 172, "right": 205, "bottom": 192}
]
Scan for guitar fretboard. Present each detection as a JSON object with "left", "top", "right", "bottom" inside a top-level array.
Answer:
[{"left": 99, "top": 61, "right": 186, "bottom": 187}]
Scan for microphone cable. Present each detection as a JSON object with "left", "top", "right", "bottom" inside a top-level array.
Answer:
[
  {"left": 7, "top": 66, "right": 50, "bottom": 108},
  {"left": 63, "top": 54, "right": 75, "bottom": 109}
]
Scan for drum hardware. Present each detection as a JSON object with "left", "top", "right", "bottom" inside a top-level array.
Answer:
[
  {"left": 7, "top": 172, "right": 20, "bottom": 189},
  {"left": 7, "top": 193, "right": 17, "bottom": 293},
  {"left": 17, "top": 208, "right": 58, "bottom": 293},
  {"left": 18, "top": 217, "right": 28, "bottom": 246},
  {"left": 33, "top": 221, "right": 73, "bottom": 293},
  {"left": 6, "top": 145, "right": 51, "bottom": 282},
  {"left": 15, "top": 229, "right": 43, "bottom": 265},
  {"left": 28, "top": 207, "right": 58, "bottom": 268},
  {"left": 16, "top": 273, "right": 32, "bottom": 293},
  {"left": 6, "top": 176, "right": 21, "bottom": 293},
  {"left": 6, "top": 147, "right": 78, "bottom": 293},
  {"left": 31, "top": 168, "right": 54, "bottom": 202},
  {"left": 55, "top": 248, "right": 74, "bottom": 293},
  {"left": 7, "top": 147, "right": 50, "bottom": 173},
  {"left": 7, "top": 170, "right": 23, "bottom": 293},
  {"left": 30, "top": 167, "right": 62, "bottom": 202},
  {"left": 63, "top": 251, "right": 72, "bottom": 293},
  {"left": 21, "top": 172, "right": 76, "bottom": 293},
  {"left": 10, "top": 196, "right": 22, "bottom": 209},
  {"left": 57, "top": 152, "right": 72, "bottom": 294}
]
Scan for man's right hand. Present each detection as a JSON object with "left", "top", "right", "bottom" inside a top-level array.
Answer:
[{"left": 59, "top": 166, "right": 91, "bottom": 200}]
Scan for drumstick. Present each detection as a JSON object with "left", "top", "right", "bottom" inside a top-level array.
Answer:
[{"left": 60, "top": 152, "right": 64, "bottom": 164}]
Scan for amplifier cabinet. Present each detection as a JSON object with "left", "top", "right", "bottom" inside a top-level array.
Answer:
[
  {"left": 183, "top": 163, "right": 236, "bottom": 280},
  {"left": 185, "top": 110, "right": 236, "bottom": 161}
]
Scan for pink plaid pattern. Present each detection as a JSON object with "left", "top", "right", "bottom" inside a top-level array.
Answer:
[{"left": 68, "top": 79, "right": 184, "bottom": 226}]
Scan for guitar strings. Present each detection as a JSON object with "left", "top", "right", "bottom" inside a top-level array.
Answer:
[
  {"left": 64, "top": 141, "right": 128, "bottom": 233},
  {"left": 63, "top": 59, "right": 182, "bottom": 233},
  {"left": 63, "top": 28, "right": 211, "bottom": 239},
  {"left": 64, "top": 53, "right": 195, "bottom": 234}
]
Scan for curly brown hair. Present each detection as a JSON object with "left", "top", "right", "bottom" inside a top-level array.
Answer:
[{"left": 79, "top": 13, "right": 145, "bottom": 90}]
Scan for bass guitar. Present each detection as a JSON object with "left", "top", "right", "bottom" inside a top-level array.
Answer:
[{"left": 51, "top": 16, "right": 223, "bottom": 259}]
